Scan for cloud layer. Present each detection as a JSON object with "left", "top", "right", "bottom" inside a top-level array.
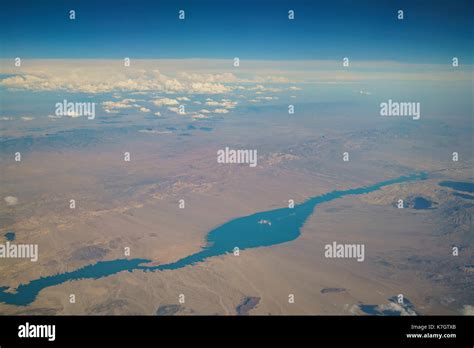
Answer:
[{"left": 1, "top": 59, "right": 468, "bottom": 96}]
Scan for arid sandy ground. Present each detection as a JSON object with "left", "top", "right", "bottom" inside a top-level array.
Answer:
[{"left": 0, "top": 106, "right": 472, "bottom": 315}]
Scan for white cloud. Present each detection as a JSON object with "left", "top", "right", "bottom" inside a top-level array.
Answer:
[
  {"left": 178, "top": 72, "right": 238, "bottom": 83},
  {"left": 168, "top": 106, "right": 182, "bottom": 114},
  {"left": 152, "top": 98, "right": 179, "bottom": 107},
  {"left": 121, "top": 98, "right": 137, "bottom": 103},
  {"left": 204, "top": 100, "right": 237, "bottom": 108},
  {"left": 0, "top": 64, "right": 235, "bottom": 95},
  {"left": 0, "top": 59, "right": 468, "bottom": 99},
  {"left": 256, "top": 75, "right": 290, "bottom": 83},
  {"left": 154, "top": 111, "right": 161, "bottom": 116},
  {"left": 289, "top": 86, "right": 302, "bottom": 91},
  {"left": 0, "top": 115, "right": 35, "bottom": 121},
  {"left": 247, "top": 84, "right": 282, "bottom": 93},
  {"left": 102, "top": 100, "right": 135, "bottom": 113},
  {"left": 248, "top": 96, "right": 279, "bottom": 102},
  {"left": 213, "top": 108, "right": 229, "bottom": 114},
  {"left": 103, "top": 98, "right": 153, "bottom": 114},
  {"left": 65, "top": 111, "right": 81, "bottom": 118},
  {"left": 190, "top": 82, "right": 230, "bottom": 94},
  {"left": 222, "top": 100, "right": 237, "bottom": 108},
  {"left": 177, "top": 96, "right": 190, "bottom": 101},
  {"left": 256, "top": 96, "right": 279, "bottom": 100},
  {"left": 199, "top": 109, "right": 211, "bottom": 114},
  {"left": 191, "top": 113, "right": 210, "bottom": 119}
]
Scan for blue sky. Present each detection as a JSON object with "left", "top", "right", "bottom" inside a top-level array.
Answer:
[
  {"left": 0, "top": 0, "right": 472, "bottom": 62},
  {"left": 0, "top": 0, "right": 472, "bottom": 125}
]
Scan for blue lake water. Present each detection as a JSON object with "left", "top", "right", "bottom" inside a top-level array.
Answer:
[
  {"left": 0, "top": 172, "right": 427, "bottom": 306},
  {"left": 413, "top": 197, "right": 432, "bottom": 209},
  {"left": 453, "top": 192, "right": 474, "bottom": 200},
  {"left": 360, "top": 296, "right": 416, "bottom": 316},
  {"left": 360, "top": 304, "right": 401, "bottom": 316},
  {"left": 439, "top": 181, "right": 474, "bottom": 193},
  {"left": 4, "top": 232, "right": 15, "bottom": 241}
]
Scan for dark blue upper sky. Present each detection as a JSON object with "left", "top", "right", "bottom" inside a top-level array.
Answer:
[{"left": 0, "top": 0, "right": 472, "bottom": 62}]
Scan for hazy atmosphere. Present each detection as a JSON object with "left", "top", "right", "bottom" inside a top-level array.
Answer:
[{"left": 0, "top": 0, "right": 472, "bottom": 316}]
